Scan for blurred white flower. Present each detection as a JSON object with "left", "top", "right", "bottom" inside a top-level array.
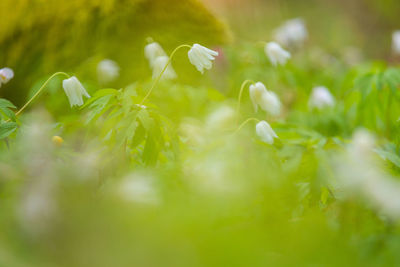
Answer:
[
  {"left": 256, "top": 120, "right": 278, "bottom": 144},
  {"left": 274, "top": 18, "right": 308, "bottom": 48},
  {"left": 0, "top": 67, "right": 14, "bottom": 87},
  {"left": 136, "top": 104, "right": 147, "bottom": 109},
  {"left": 179, "top": 119, "right": 205, "bottom": 146},
  {"left": 334, "top": 129, "right": 400, "bottom": 220},
  {"left": 145, "top": 42, "right": 167, "bottom": 68},
  {"left": 118, "top": 173, "right": 159, "bottom": 205},
  {"left": 62, "top": 76, "right": 90, "bottom": 107},
  {"left": 392, "top": 30, "right": 400, "bottom": 55},
  {"left": 249, "top": 82, "right": 281, "bottom": 116},
  {"left": 348, "top": 129, "right": 375, "bottom": 158},
  {"left": 188, "top": 44, "right": 219, "bottom": 74},
  {"left": 152, "top": 56, "right": 177, "bottom": 80},
  {"left": 308, "top": 86, "right": 335, "bottom": 110},
  {"left": 97, "top": 59, "right": 120, "bottom": 83},
  {"left": 18, "top": 177, "right": 56, "bottom": 235},
  {"left": 342, "top": 46, "right": 363, "bottom": 66},
  {"left": 265, "top": 42, "right": 291, "bottom": 66},
  {"left": 206, "top": 105, "right": 236, "bottom": 132}
]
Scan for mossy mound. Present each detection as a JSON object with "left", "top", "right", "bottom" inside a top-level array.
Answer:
[{"left": 0, "top": 0, "right": 229, "bottom": 104}]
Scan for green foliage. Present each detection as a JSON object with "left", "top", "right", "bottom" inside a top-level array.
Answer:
[
  {"left": 3, "top": 1, "right": 400, "bottom": 266},
  {"left": 0, "top": 98, "right": 17, "bottom": 140}
]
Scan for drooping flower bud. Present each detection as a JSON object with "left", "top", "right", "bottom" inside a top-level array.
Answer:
[
  {"left": 274, "top": 18, "right": 308, "bottom": 48},
  {"left": 256, "top": 120, "right": 278, "bottom": 144},
  {"left": 152, "top": 56, "right": 177, "bottom": 80},
  {"left": 249, "top": 82, "right": 281, "bottom": 116},
  {"left": 144, "top": 42, "right": 167, "bottom": 68},
  {"left": 62, "top": 76, "right": 90, "bottom": 107},
  {"left": 188, "top": 44, "right": 219, "bottom": 74},
  {"left": 265, "top": 42, "right": 291, "bottom": 66}
]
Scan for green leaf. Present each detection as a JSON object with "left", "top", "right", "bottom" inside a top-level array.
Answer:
[
  {"left": 0, "top": 107, "right": 16, "bottom": 121},
  {"left": 0, "top": 122, "right": 18, "bottom": 139},
  {"left": 374, "top": 148, "right": 400, "bottom": 168},
  {"left": 354, "top": 73, "right": 375, "bottom": 100},
  {"left": 137, "top": 109, "right": 153, "bottom": 131},
  {"left": 0, "top": 98, "right": 16, "bottom": 109},
  {"left": 81, "top": 89, "right": 118, "bottom": 109},
  {"left": 384, "top": 68, "right": 400, "bottom": 93}
]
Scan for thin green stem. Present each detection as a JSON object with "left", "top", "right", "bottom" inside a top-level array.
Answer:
[
  {"left": 15, "top": 72, "right": 70, "bottom": 117},
  {"left": 140, "top": 44, "right": 192, "bottom": 105},
  {"left": 236, "top": 79, "right": 254, "bottom": 124},
  {"left": 234, "top": 118, "right": 260, "bottom": 134}
]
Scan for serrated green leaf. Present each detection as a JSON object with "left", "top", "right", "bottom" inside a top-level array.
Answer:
[
  {"left": 137, "top": 109, "right": 153, "bottom": 131},
  {"left": 0, "top": 98, "right": 16, "bottom": 109},
  {"left": 0, "top": 122, "right": 18, "bottom": 139},
  {"left": 354, "top": 73, "right": 375, "bottom": 100},
  {"left": 0, "top": 106, "right": 16, "bottom": 121},
  {"left": 81, "top": 88, "right": 118, "bottom": 109},
  {"left": 374, "top": 148, "right": 400, "bottom": 168}
]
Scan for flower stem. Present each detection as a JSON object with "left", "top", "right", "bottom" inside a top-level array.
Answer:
[
  {"left": 140, "top": 44, "right": 192, "bottom": 105},
  {"left": 234, "top": 117, "right": 260, "bottom": 134},
  {"left": 236, "top": 79, "right": 254, "bottom": 124},
  {"left": 15, "top": 72, "right": 70, "bottom": 117}
]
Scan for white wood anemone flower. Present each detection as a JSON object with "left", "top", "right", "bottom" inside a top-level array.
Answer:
[
  {"left": 188, "top": 44, "right": 219, "bottom": 74},
  {"left": 145, "top": 42, "right": 167, "bottom": 68},
  {"left": 308, "top": 86, "right": 335, "bottom": 110},
  {"left": 62, "top": 76, "right": 90, "bottom": 107},
  {"left": 392, "top": 31, "right": 400, "bottom": 55},
  {"left": 265, "top": 42, "right": 291, "bottom": 66},
  {"left": 0, "top": 67, "right": 14, "bottom": 87},
  {"left": 97, "top": 59, "right": 120, "bottom": 84},
  {"left": 249, "top": 82, "right": 281, "bottom": 116},
  {"left": 152, "top": 56, "right": 177, "bottom": 80},
  {"left": 274, "top": 18, "right": 308, "bottom": 48},
  {"left": 256, "top": 120, "right": 278, "bottom": 144}
]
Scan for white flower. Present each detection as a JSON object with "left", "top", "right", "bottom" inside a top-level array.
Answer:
[
  {"left": 249, "top": 82, "right": 281, "bottom": 116},
  {"left": 274, "top": 18, "right": 308, "bottom": 48},
  {"left": 308, "top": 86, "right": 335, "bottom": 110},
  {"left": 256, "top": 120, "right": 278, "bottom": 144},
  {"left": 62, "top": 76, "right": 90, "bottom": 107},
  {"left": 152, "top": 56, "right": 177, "bottom": 80},
  {"left": 334, "top": 129, "right": 400, "bottom": 220},
  {"left": 136, "top": 104, "right": 147, "bottom": 109},
  {"left": 118, "top": 173, "right": 159, "bottom": 205},
  {"left": 392, "top": 30, "right": 400, "bottom": 55},
  {"left": 0, "top": 67, "right": 14, "bottom": 87},
  {"left": 206, "top": 105, "right": 236, "bottom": 132},
  {"left": 188, "top": 44, "right": 219, "bottom": 74},
  {"left": 265, "top": 42, "right": 291, "bottom": 66},
  {"left": 97, "top": 59, "right": 120, "bottom": 83},
  {"left": 145, "top": 42, "right": 167, "bottom": 68}
]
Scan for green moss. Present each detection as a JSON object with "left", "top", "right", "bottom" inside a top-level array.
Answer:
[{"left": 0, "top": 0, "right": 229, "bottom": 104}]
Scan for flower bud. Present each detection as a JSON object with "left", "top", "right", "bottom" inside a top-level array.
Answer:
[
  {"left": 249, "top": 82, "right": 281, "bottom": 116},
  {"left": 97, "top": 59, "right": 120, "bottom": 84},
  {"left": 274, "top": 18, "right": 308, "bottom": 48},
  {"left": 188, "top": 44, "right": 219, "bottom": 74},
  {"left": 0, "top": 67, "right": 14, "bottom": 87},
  {"left": 265, "top": 42, "right": 291, "bottom": 66},
  {"left": 62, "top": 76, "right": 90, "bottom": 107},
  {"left": 256, "top": 120, "right": 278, "bottom": 144},
  {"left": 308, "top": 86, "right": 335, "bottom": 110},
  {"left": 145, "top": 42, "right": 167, "bottom": 68},
  {"left": 392, "top": 31, "right": 400, "bottom": 55},
  {"left": 152, "top": 56, "right": 177, "bottom": 80}
]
